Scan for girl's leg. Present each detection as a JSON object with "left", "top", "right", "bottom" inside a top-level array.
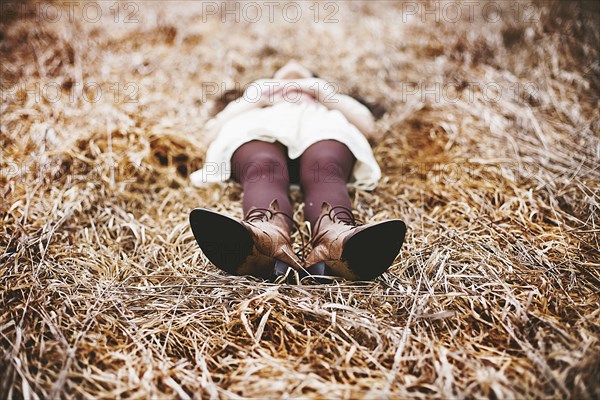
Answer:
[
  {"left": 231, "top": 140, "right": 293, "bottom": 231},
  {"left": 300, "top": 140, "right": 407, "bottom": 281},
  {"left": 299, "top": 140, "right": 355, "bottom": 227},
  {"left": 190, "top": 140, "right": 300, "bottom": 277}
]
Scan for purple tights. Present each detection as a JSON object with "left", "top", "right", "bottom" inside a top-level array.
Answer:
[{"left": 230, "top": 140, "right": 355, "bottom": 231}]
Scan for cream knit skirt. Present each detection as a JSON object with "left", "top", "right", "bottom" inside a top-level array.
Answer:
[{"left": 190, "top": 101, "right": 381, "bottom": 190}]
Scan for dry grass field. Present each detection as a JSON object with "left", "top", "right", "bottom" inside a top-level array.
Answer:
[{"left": 1, "top": 0, "right": 599, "bottom": 398}]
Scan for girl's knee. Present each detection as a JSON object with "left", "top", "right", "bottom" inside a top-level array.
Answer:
[
  {"left": 299, "top": 157, "right": 349, "bottom": 187},
  {"left": 299, "top": 141, "right": 354, "bottom": 185},
  {"left": 236, "top": 151, "right": 289, "bottom": 183},
  {"left": 231, "top": 141, "right": 289, "bottom": 183}
]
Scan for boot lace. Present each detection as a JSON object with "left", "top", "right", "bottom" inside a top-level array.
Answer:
[
  {"left": 244, "top": 207, "right": 306, "bottom": 263},
  {"left": 311, "top": 205, "right": 359, "bottom": 240},
  {"left": 328, "top": 206, "right": 357, "bottom": 226},
  {"left": 244, "top": 207, "right": 276, "bottom": 223}
]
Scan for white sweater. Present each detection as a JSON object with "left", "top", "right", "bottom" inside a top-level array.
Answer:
[{"left": 203, "top": 78, "right": 375, "bottom": 143}]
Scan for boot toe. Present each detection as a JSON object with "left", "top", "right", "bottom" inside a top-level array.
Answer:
[
  {"left": 341, "top": 220, "right": 407, "bottom": 280},
  {"left": 189, "top": 208, "right": 254, "bottom": 274}
]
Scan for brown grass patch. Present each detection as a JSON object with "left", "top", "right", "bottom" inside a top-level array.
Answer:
[{"left": 1, "top": 1, "right": 599, "bottom": 398}]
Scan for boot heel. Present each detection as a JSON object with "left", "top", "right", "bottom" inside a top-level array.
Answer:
[
  {"left": 272, "top": 260, "right": 300, "bottom": 285},
  {"left": 274, "top": 260, "right": 292, "bottom": 277},
  {"left": 307, "top": 262, "right": 326, "bottom": 276},
  {"left": 272, "top": 260, "right": 299, "bottom": 285},
  {"left": 304, "top": 261, "right": 333, "bottom": 284}
]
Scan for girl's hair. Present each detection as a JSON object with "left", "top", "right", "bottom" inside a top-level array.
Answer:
[
  {"left": 212, "top": 87, "right": 246, "bottom": 115},
  {"left": 211, "top": 71, "right": 386, "bottom": 119},
  {"left": 348, "top": 89, "right": 387, "bottom": 119}
]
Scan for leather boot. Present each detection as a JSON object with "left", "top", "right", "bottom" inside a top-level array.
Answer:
[
  {"left": 305, "top": 202, "right": 407, "bottom": 280},
  {"left": 189, "top": 200, "right": 302, "bottom": 279}
]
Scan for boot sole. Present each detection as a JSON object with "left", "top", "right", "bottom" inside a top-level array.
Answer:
[
  {"left": 189, "top": 209, "right": 254, "bottom": 274},
  {"left": 342, "top": 220, "right": 407, "bottom": 280}
]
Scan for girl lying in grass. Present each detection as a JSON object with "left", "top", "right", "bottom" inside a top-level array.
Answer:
[{"left": 189, "top": 60, "right": 406, "bottom": 282}]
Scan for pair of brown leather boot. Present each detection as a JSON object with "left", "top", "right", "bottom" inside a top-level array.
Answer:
[{"left": 189, "top": 200, "right": 406, "bottom": 281}]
